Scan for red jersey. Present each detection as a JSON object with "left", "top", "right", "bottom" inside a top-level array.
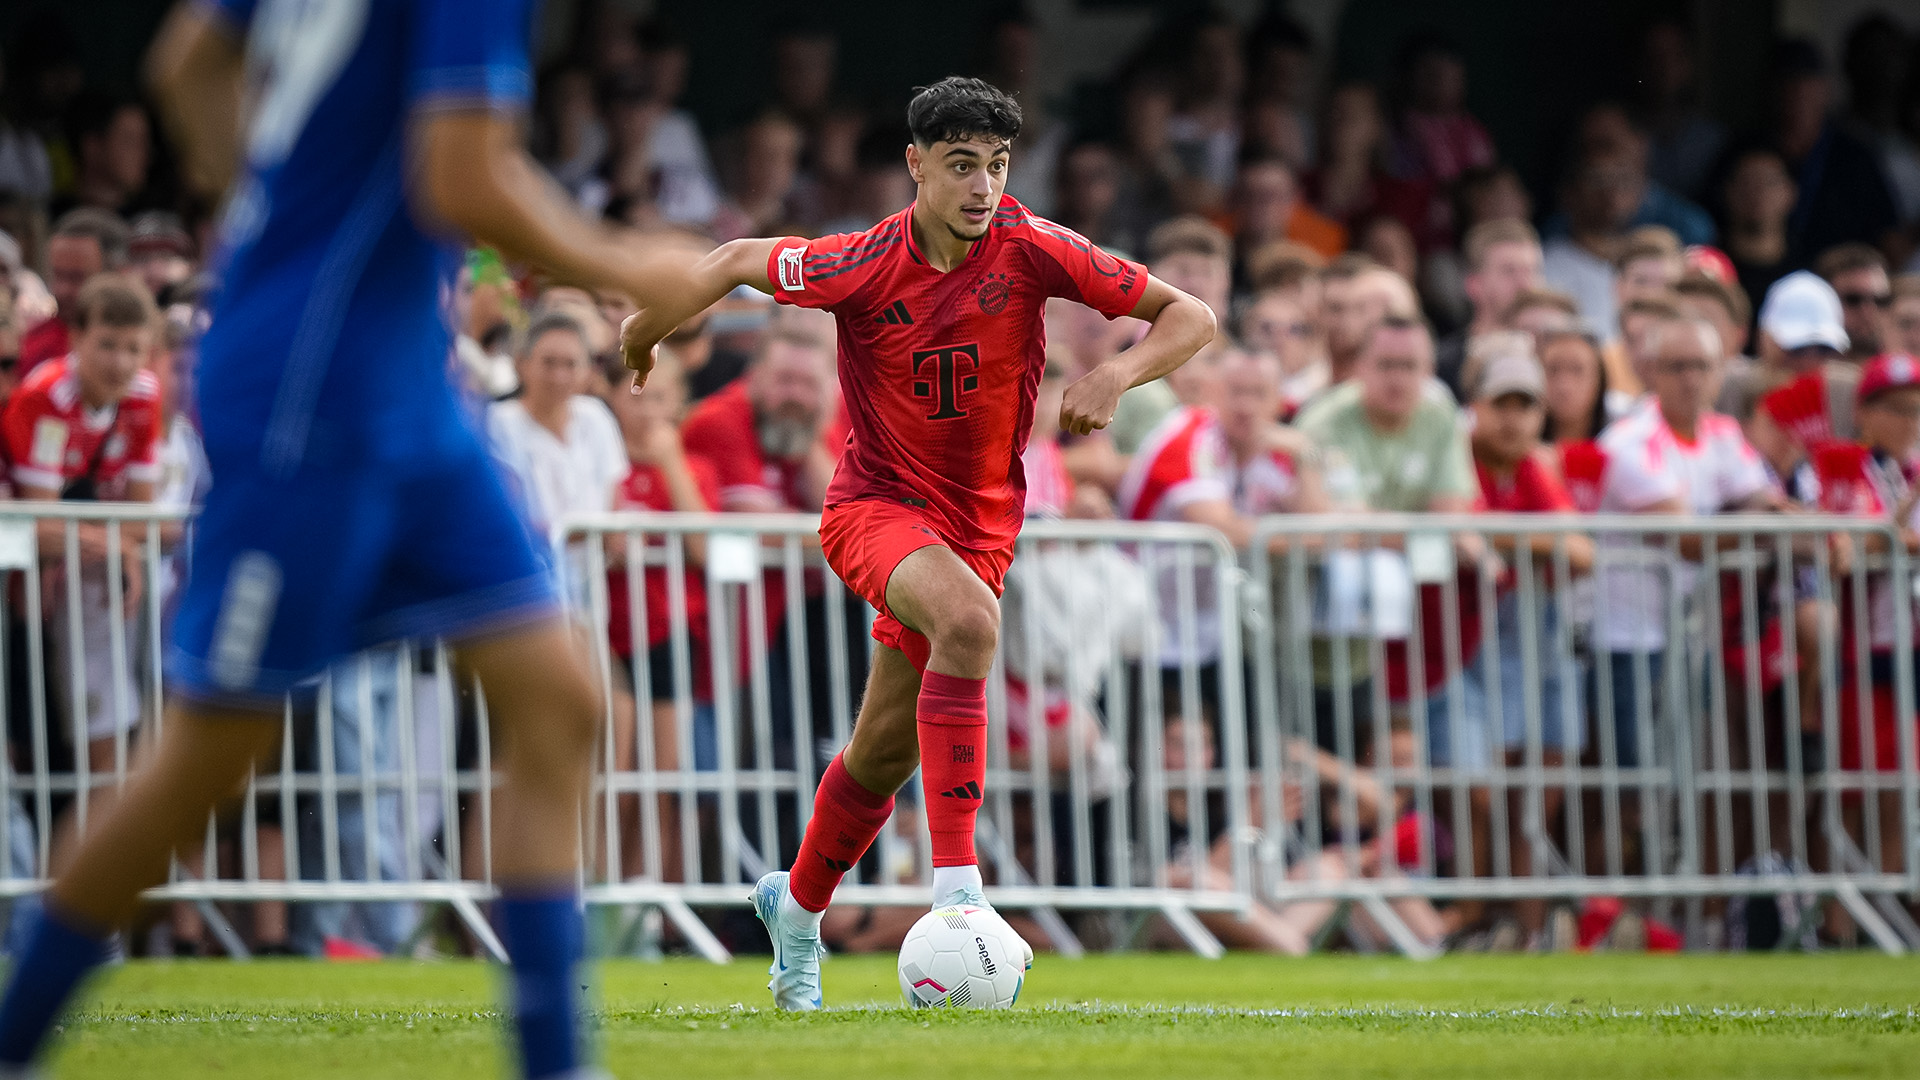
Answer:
[
  {"left": 16, "top": 318, "right": 69, "bottom": 381},
  {"left": 768, "top": 196, "right": 1149, "bottom": 550},
  {"left": 1476, "top": 453, "right": 1575, "bottom": 515},
  {"left": 606, "top": 457, "right": 721, "bottom": 661},
  {"left": 1, "top": 356, "right": 161, "bottom": 497},
  {"left": 681, "top": 378, "right": 850, "bottom": 511}
]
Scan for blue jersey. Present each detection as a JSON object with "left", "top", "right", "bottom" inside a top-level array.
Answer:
[
  {"left": 170, "top": 0, "right": 556, "bottom": 704},
  {"left": 199, "top": 0, "right": 536, "bottom": 473}
]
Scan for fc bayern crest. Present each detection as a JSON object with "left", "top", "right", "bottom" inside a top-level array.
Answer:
[{"left": 976, "top": 272, "right": 1010, "bottom": 315}]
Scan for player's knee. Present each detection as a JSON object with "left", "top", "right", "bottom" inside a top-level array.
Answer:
[{"left": 934, "top": 600, "right": 1000, "bottom": 666}]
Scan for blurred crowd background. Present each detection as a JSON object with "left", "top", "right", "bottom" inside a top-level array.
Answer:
[{"left": 0, "top": 0, "right": 1917, "bottom": 961}]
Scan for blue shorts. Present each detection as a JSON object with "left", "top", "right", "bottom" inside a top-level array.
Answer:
[{"left": 168, "top": 443, "right": 558, "bottom": 707}]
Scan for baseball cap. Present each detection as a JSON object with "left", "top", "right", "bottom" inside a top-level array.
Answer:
[
  {"left": 1857, "top": 352, "right": 1920, "bottom": 404},
  {"left": 128, "top": 211, "right": 193, "bottom": 262},
  {"left": 1472, "top": 350, "right": 1545, "bottom": 403},
  {"left": 1683, "top": 244, "right": 1736, "bottom": 286},
  {"left": 1759, "top": 270, "right": 1848, "bottom": 353}
]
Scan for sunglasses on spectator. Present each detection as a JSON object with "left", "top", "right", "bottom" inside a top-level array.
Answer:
[
  {"left": 0, "top": 355, "right": 15, "bottom": 373},
  {"left": 1840, "top": 292, "right": 1892, "bottom": 309},
  {"left": 1786, "top": 344, "right": 1840, "bottom": 360}
]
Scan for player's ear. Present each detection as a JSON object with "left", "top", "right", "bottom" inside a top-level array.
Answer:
[{"left": 905, "top": 142, "right": 923, "bottom": 184}]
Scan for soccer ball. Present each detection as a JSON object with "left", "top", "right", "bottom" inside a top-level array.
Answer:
[{"left": 897, "top": 904, "right": 1029, "bottom": 1009}]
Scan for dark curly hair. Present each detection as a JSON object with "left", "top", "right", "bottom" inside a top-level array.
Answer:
[{"left": 906, "top": 76, "right": 1022, "bottom": 148}]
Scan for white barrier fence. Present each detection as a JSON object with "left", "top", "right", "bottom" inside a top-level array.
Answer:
[{"left": 0, "top": 504, "right": 1912, "bottom": 961}]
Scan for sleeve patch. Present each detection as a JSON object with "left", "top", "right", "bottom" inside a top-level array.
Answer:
[
  {"left": 777, "top": 246, "right": 805, "bottom": 292},
  {"left": 30, "top": 418, "right": 68, "bottom": 471}
]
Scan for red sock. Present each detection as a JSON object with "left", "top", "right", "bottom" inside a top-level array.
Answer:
[
  {"left": 918, "top": 671, "right": 988, "bottom": 867},
  {"left": 789, "top": 755, "right": 894, "bottom": 912}
]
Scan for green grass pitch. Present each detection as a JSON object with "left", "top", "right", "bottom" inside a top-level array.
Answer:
[{"left": 44, "top": 952, "right": 1920, "bottom": 1078}]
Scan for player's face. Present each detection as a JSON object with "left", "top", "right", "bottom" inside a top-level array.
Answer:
[
  {"left": 73, "top": 322, "right": 152, "bottom": 408},
  {"left": 910, "top": 137, "right": 1010, "bottom": 242}
]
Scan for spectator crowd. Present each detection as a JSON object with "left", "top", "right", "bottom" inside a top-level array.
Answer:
[{"left": 2, "top": 3, "right": 1920, "bottom": 959}]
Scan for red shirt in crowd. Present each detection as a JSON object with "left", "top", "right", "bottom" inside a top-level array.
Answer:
[
  {"left": 1380, "top": 450, "right": 1580, "bottom": 705},
  {"left": 1, "top": 355, "right": 161, "bottom": 497},
  {"left": 16, "top": 319, "right": 70, "bottom": 382},
  {"left": 605, "top": 457, "right": 722, "bottom": 697},
  {"left": 680, "top": 379, "right": 850, "bottom": 512},
  {"left": 766, "top": 195, "right": 1149, "bottom": 552}
]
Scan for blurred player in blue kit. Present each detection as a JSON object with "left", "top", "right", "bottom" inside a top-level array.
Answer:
[{"left": 0, "top": 1, "right": 697, "bottom": 1077}]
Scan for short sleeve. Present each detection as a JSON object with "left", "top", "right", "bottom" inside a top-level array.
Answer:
[
  {"left": 767, "top": 233, "right": 871, "bottom": 312},
  {"left": 687, "top": 455, "right": 723, "bottom": 511},
  {"left": 1599, "top": 427, "right": 1681, "bottom": 511},
  {"left": 1714, "top": 428, "right": 1773, "bottom": 508},
  {"left": 1, "top": 391, "right": 66, "bottom": 493},
  {"left": 1024, "top": 216, "right": 1149, "bottom": 319},
  {"left": 581, "top": 398, "right": 628, "bottom": 494},
  {"left": 408, "top": 0, "right": 536, "bottom": 113},
  {"left": 121, "top": 400, "right": 164, "bottom": 483},
  {"left": 1426, "top": 414, "right": 1480, "bottom": 503}
]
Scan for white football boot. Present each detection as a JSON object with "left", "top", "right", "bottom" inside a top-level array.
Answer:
[
  {"left": 933, "top": 883, "right": 1034, "bottom": 973},
  {"left": 750, "top": 871, "right": 824, "bottom": 1012}
]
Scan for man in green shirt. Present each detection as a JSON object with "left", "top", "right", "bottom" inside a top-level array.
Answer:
[
  {"left": 1296, "top": 315, "right": 1479, "bottom": 514},
  {"left": 1292, "top": 315, "right": 1484, "bottom": 762}
]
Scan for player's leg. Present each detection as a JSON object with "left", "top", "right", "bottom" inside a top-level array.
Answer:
[
  {"left": 884, "top": 544, "right": 1002, "bottom": 902},
  {"left": 452, "top": 620, "right": 601, "bottom": 1080},
  {"left": 755, "top": 642, "right": 918, "bottom": 1011},
  {"left": 0, "top": 704, "right": 282, "bottom": 1069},
  {"left": 788, "top": 643, "right": 921, "bottom": 909}
]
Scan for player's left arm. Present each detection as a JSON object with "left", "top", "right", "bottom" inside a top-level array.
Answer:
[{"left": 1059, "top": 275, "right": 1216, "bottom": 437}]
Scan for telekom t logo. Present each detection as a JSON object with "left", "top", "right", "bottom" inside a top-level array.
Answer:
[{"left": 911, "top": 344, "right": 981, "bottom": 420}]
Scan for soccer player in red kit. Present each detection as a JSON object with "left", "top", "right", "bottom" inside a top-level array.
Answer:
[{"left": 619, "top": 77, "right": 1215, "bottom": 1009}]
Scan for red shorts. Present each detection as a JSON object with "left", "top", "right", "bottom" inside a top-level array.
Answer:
[{"left": 818, "top": 499, "right": 1014, "bottom": 673}]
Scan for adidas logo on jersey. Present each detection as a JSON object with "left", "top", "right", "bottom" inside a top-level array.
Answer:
[{"left": 873, "top": 300, "right": 913, "bottom": 325}]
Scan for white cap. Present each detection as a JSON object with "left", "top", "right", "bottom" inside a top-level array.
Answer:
[{"left": 1759, "top": 270, "right": 1849, "bottom": 353}]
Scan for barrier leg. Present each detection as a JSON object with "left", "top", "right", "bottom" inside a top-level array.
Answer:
[
  {"left": 449, "top": 892, "right": 509, "bottom": 962},
  {"left": 1354, "top": 895, "right": 1441, "bottom": 961},
  {"left": 1832, "top": 882, "right": 1907, "bottom": 956},
  {"left": 657, "top": 896, "right": 731, "bottom": 964},
  {"left": 1157, "top": 904, "right": 1224, "bottom": 960},
  {"left": 194, "top": 900, "right": 251, "bottom": 961}
]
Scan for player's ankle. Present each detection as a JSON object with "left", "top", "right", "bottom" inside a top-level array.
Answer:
[
  {"left": 932, "top": 864, "right": 983, "bottom": 901},
  {"left": 780, "top": 890, "right": 825, "bottom": 933}
]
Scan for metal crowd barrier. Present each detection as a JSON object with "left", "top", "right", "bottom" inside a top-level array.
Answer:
[
  {"left": 0, "top": 504, "right": 1914, "bottom": 962},
  {"left": 1248, "top": 513, "right": 1920, "bottom": 956},
  {"left": 563, "top": 512, "right": 1252, "bottom": 961}
]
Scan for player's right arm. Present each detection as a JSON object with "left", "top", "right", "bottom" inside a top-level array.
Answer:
[
  {"left": 618, "top": 238, "right": 780, "bottom": 392},
  {"left": 412, "top": 112, "right": 712, "bottom": 345},
  {"left": 146, "top": 2, "right": 244, "bottom": 199},
  {"left": 148, "top": 0, "right": 712, "bottom": 363}
]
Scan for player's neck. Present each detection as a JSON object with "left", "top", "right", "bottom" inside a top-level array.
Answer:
[{"left": 910, "top": 201, "right": 975, "bottom": 273}]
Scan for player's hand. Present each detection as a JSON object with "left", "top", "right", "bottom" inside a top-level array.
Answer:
[
  {"left": 1059, "top": 365, "right": 1128, "bottom": 437},
  {"left": 618, "top": 312, "right": 661, "bottom": 394}
]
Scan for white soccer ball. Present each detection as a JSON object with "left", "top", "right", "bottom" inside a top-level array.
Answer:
[{"left": 897, "top": 904, "right": 1030, "bottom": 1009}]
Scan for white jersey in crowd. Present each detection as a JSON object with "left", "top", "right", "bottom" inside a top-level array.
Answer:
[
  {"left": 1115, "top": 405, "right": 1229, "bottom": 523},
  {"left": 1116, "top": 405, "right": 1233, "bottom": 667},
  {"left": 486, "top": 396, "right": 627, "bottom": 529},
  {"left": 1593, "top": 407, "right": 1772, "bottom": 652}
]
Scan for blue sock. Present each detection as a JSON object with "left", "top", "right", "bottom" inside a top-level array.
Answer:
[
  {"left": 0, "top": 904, "right": 108, "bottom": 1066},
  {"left": 498, "top": 889, "right": 584, "bottom": 1080}
]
